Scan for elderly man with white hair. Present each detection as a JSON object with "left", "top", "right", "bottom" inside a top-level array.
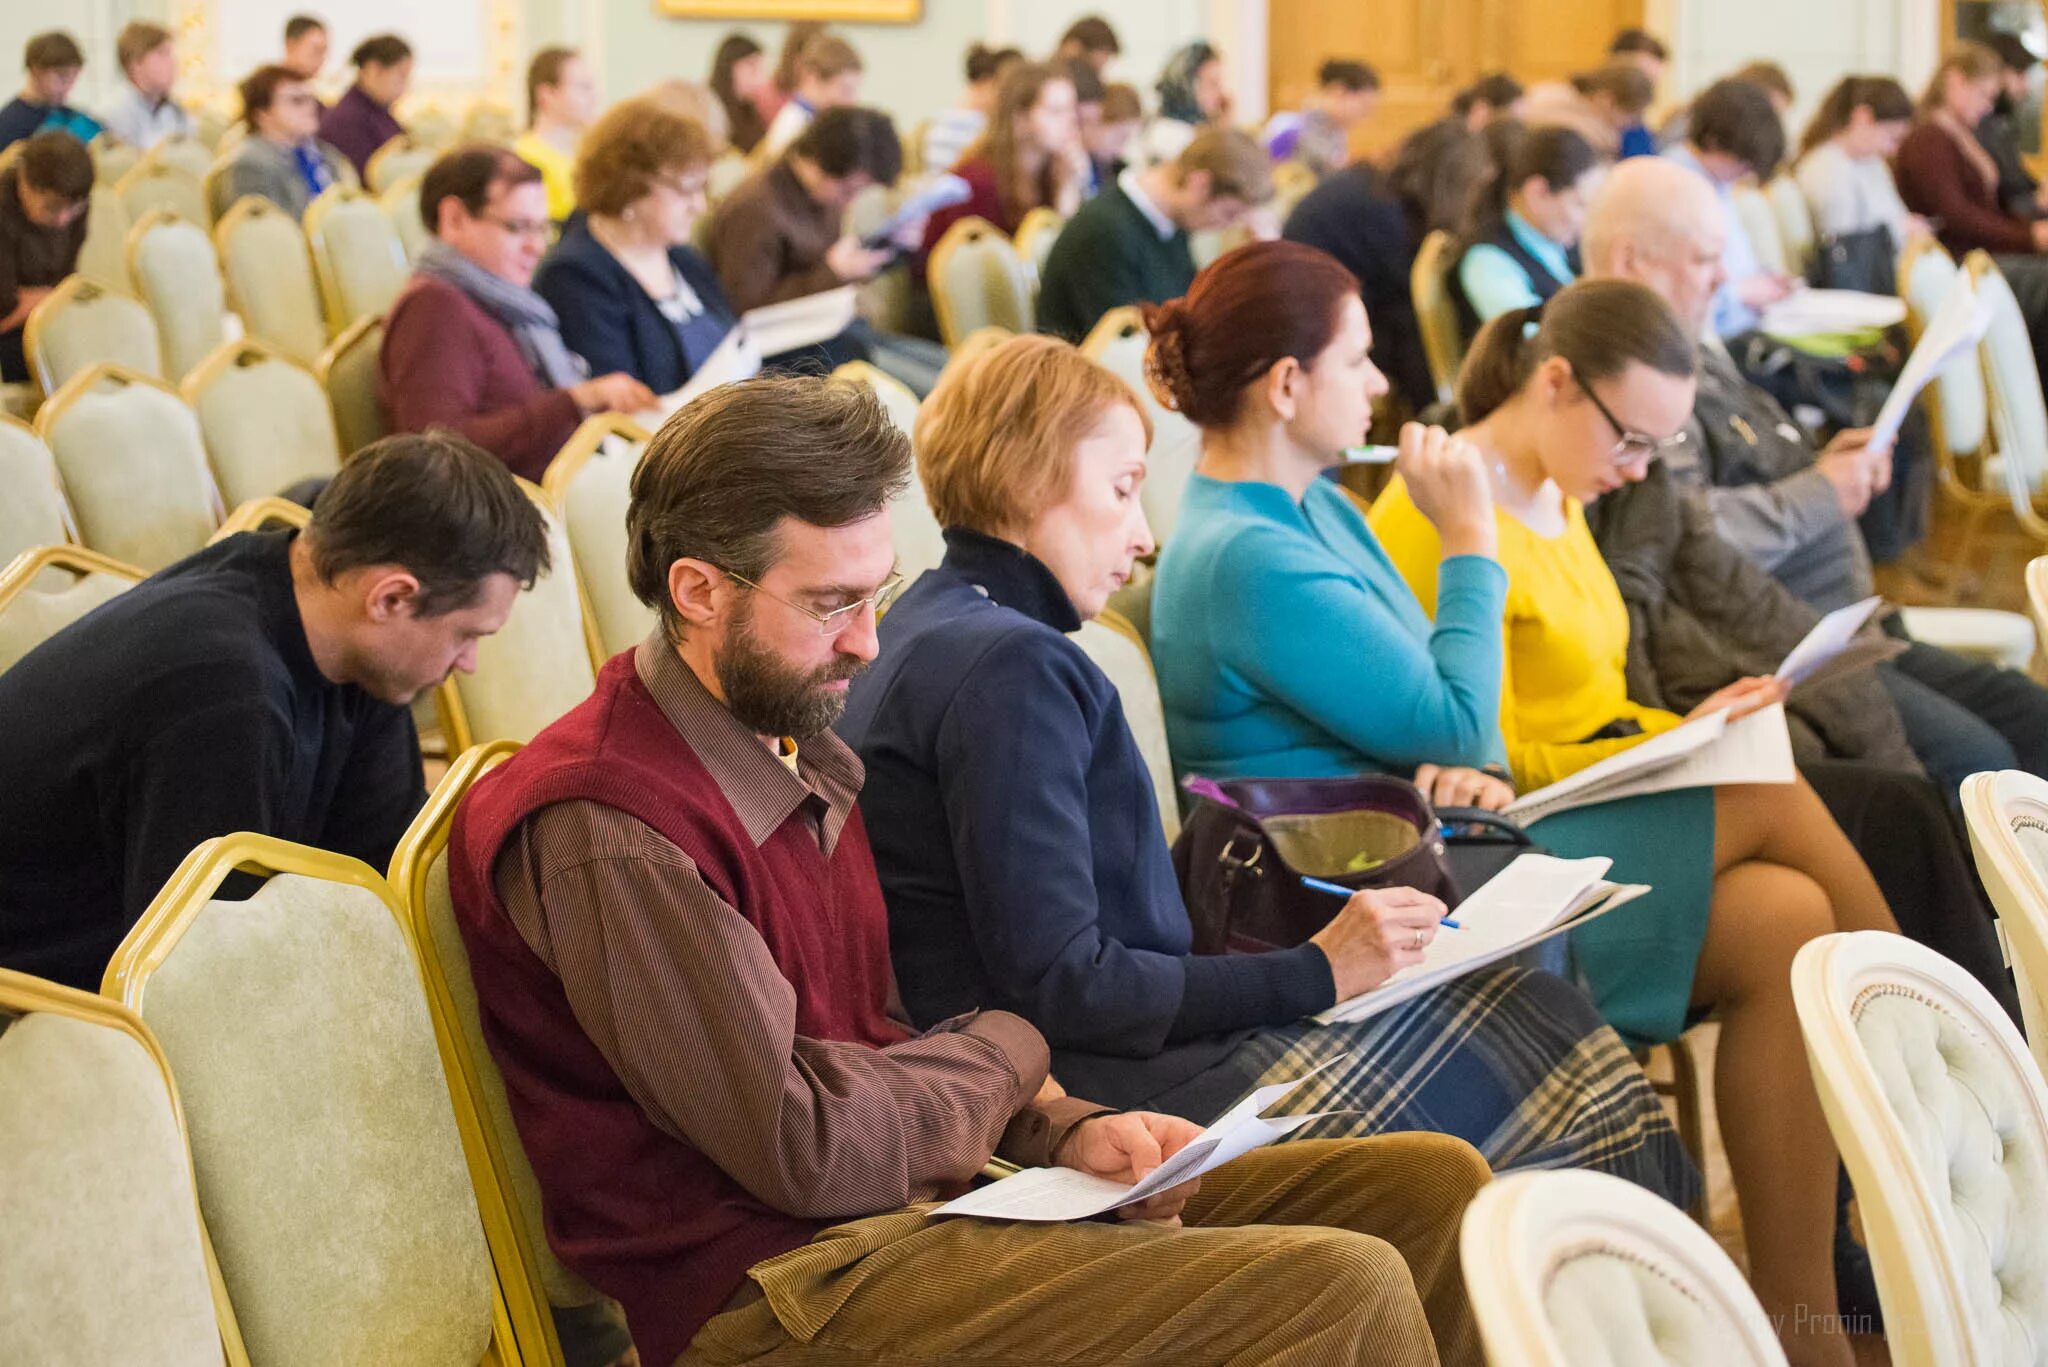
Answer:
[{"left": 1580, "top": 155, "right": 2048, "bottom": 801}]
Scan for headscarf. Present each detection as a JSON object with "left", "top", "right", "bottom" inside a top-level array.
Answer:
[{"left": 1155, "top": 42, "right": 1218, "bottom": 126}]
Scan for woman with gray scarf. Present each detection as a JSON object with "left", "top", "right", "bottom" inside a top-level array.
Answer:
[
  {"left": 380, "top": 145, "right": 654, "bottom": 480},
  {"left": 1138, "top": 41, "right": 1228, "bottom": 168}
]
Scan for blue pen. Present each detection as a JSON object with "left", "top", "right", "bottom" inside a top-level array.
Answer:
[{"left": 1301, "top": 875, "right": 1462, "bottom": 928}]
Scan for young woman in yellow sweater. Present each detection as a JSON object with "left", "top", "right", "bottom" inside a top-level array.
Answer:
[{"left": 1371, "top": 279, "right": 1894, "bottom": 1367}]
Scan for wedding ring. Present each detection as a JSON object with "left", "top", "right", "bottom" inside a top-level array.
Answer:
[{"left": 1412, "top": 928, "right": 1425, "bottom": 951}]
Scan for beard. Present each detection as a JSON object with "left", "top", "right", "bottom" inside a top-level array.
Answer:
[{"left": 713, "top": 601, "right": 868, "bottom": 741}]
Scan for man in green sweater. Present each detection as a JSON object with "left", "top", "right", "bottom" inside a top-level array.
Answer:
[{"left": 1037, "top": 126, "right": 1272, "bottom": 342}]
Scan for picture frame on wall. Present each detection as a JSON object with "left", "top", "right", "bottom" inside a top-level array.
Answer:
[{"left": 656, "top": 0, "right": 921, "bottom": 19}]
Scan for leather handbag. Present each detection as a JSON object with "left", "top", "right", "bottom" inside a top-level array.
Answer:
[{"left": 1172, "top": 774, "right": 1540, "bottom": 956}]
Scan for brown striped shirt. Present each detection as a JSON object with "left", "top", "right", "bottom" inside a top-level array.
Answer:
[{"left": 490, "top": 635, "right": 1106, "bottom": 1217}]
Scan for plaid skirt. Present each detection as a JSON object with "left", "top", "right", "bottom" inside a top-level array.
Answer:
[{"left": 1222, "top": 966, "right": 1700, "bottom": 1209}]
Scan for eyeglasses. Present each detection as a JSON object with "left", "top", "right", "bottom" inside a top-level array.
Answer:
[
  {"left": 654, "top": 172, "right": 709, "bottom": 201},
  {"left": 482, "top": 214, "right": 552, "bottom": 239},
  {"left": 724, "top": 569, "right": 906, "bottom": 636},
  {"left": 1572, "top": 364, "right": 1690, "bottom": 467}
]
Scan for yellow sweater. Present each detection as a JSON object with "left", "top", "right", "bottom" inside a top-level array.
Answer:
[
  {"left": 1369, "top": 476, "right": 1684, "bottom": 790},
  {"left": 514, "top": 131, "right": 576, "bottom": 222}
]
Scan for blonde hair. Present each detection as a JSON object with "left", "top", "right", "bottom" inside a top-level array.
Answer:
[
  {"left": 914, "top": 334, "right": 1153, "bottom": 533},
  {"left": 1923, "top": 40, "right": 2002, "bottom": 113}
]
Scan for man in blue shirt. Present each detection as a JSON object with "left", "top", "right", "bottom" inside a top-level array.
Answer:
[
  {"left": 0, "top": 33, "right": 102, "bottom": 153},
  {"left": 1662, "top": 78, "right": 1795, "bottom": 336}
]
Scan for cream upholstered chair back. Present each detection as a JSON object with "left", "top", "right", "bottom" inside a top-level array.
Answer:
[
  {"left": 145, "top": 136, "right": 216, "bottom": 184},
  {"left": 115, "top": 162, "right": 210, "bottom": 233},
  {"left": 366, "top": 138, "right": 440, "bottom": 195},
  {"left": 1460, "top": 1168, "right": 1787, "bottom": 1367},
  {"left": 126, "top": 210, "right": 228, "bottom": 382},
  {"left": 459, "top": 101, "right": 517, "bottom": 146},
  {"left": 391, "top": 742, "right": 616, "bottom": 1367},
  {"left": 23, "top": 275, "right": 164, "bottom": 394},
  {"left": 1792, "top": 930, "right": 2048, "bottom": 1367},
  {"left": 1073, "top": 610, "right": 1182, "bottom": 844},
  {"left": 1272, "top": 159, "right": 1320, "bottom": 223},
  {"left": 1082, "top": 307, "right": 1203, "bottom": 545},
  {"left": 542, "top": 413, "right": 657, "bottom": 659},
  {"left": 1189, "top": 224, "right": 1254, "bottom": 271},
  {"left": 0, "top": 970, "right": 238, "bottom": 1367},
  {"left": 183, "top": 339, "right": 344, "bottom": 505},
  {"left": 1766, "top": 175, "right": 1816, "bottom": 276},
  {"left": 1729, "top": 183, "right": 1790, "bottom": 276},
  {"left": 437, "top": 484, "right": 601, "bottom": 751},
  {"left": 104, "top": 835, "right": 520, "bottom": 1367},
  {"left": 381, "top": 175, "right": 431, "bottom": 262},
  {"left": 1900, "top": 241, "right": 1990, "bottom": 466},
  {"left": 1969, "top": 255, "right": 2048, "bottom": 511},
  {"left": 211, "top": 496, "right": 311, "bottom": 540},
  {"left": 91, "top": 133, "right": 144, "bottom": 186},
  {"left": 316, "top": 314, "right": 389, "bottom": 457},
  {"left": 215, "top": 196, "right": 330, "bottom": 365},
  {"left": 306, "top": 186, "right": 410, "bottom": 330},
  {"left": 76, "top": 185, "right": 135, "bottom": 290},
  {"left": 928, "top": 216, "right": 1036, "bottom": 346},
  {"left": 0, "top": 416, "right": 74, "bottom": 570},
  {"left": 1412, "top": 230, "right": 1465, "bottom": 405},
  {"left": 0, "top": 546, "right": 145, "bottom": 674},
  {"left": 406, "top": 104, "right": 459, "bottom": 151},
  {"left": 1013, "top": 206, "right": 1065, "bottom": 292},
  {"left": 706, "top": 149, "right": 750, "bottom": 203},
  {"left": 35, "top": 365, "right": 221, "bottom": 571},
  {"left": 829, "top": 361, "right": 946, "bottom": 583},
  {"left": 2030, "top": 557, "right": 2048, "bottom": 651},
  {"left": 1962, "top": 768, "right": 2048, "bottom": 1069}
]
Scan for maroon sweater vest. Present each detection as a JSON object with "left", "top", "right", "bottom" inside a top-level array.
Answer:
[{"left": 450, "top": 652, "right": 908, "bottom": 1363}]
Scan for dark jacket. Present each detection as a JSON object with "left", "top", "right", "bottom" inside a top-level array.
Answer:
[
  {"left": 318, "top": 84, "right": 405, "bottom": 181},
  {"left": 534, "top": 218, "right": 738, "bottom": 395},
  {"left": 1979, "top": 101, "right": 2042, "bottom": 220},
  {"left": 1585, "top": 462, "right": 1920, "bottom": 773},
  {"left": 703, "top": 159, "right": 844, "bottom": 312},
  {"left": 0, "top": 165, "right": 86, "bottom": 382},
  {"left": 1282, "top": 163, "right": 1434, "bottom": 412},
  {"left": 1035, "top": 180, "right": 1195, "bottom": 342},
  {"left": 838, "top": 530, "right": 1333, "bottom": 1113}
]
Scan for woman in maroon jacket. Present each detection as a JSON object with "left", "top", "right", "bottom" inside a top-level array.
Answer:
[
  {"left": 920, "top": 61, "right": 1084, "bottom": 258},
  {"left": 379, "top": 146, "right": 653, "bottom": 481},
  {"left": 1895, "top": 41, "right": 2048, "bottom": 390}
]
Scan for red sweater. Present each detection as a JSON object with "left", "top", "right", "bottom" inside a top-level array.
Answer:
[
  {"left": 449, "top": 653, "right": 912, "bottom": 1359},
  {"left": 379, "top": 275, "right": 582, "bottom": 481},
  {"left": 1894, "top": 121, "right": 2035, "bottom": 257},
  {"left": 919, "top": 157, "right": 1017, "bottom": 270}
]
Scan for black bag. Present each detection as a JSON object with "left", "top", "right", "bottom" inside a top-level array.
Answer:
[
  {"left": 1731, "top": 330, "right": 1901, "bottom": 435},
  {"left": 1808, "top": 225, "right": 1897, "bottom": 295},
  {"left": 1172, "top": 774, "right": 1542, "bottom": 955}
]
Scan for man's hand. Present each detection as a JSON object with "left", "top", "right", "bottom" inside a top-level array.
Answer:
[
  {"left": 1686, "top": 675, "right": 1788, "bottom": 722},
  {"left": 1735, "top": 272, "right": 1795, "bottom": 310},
  {"left": 570, "top": 371, "right": 658, "bottom": 415},
  {"left": 825, "top": 234, "right": 897, "bottom": 282},
  {"left": 1055, "top": 1111, "right": 1204, "bottom": 1224},
  {"left": 1816, "top": 445, "right": 1878, "bottom": 519},
  {"left": 1413, "top": 763, "right": 1514, "bottom": 812}
]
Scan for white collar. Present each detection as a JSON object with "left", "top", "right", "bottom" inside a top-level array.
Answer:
[{"left": 1117, "top": 166, "right": 1178, "bottom": 241}]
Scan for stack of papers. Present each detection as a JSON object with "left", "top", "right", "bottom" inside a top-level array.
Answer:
[
  {"left": 1760, "top": 288, "right": 1906, "bottom": 337},
  {"left": 1866, "top": 272, "right": 1998, "bottom": 451},
  {"left": 933, "top": 1061, "right": 1348, "bottom": 1223},
  {"left": 1315, "top": 855, "right": 1650, "bottom": 1025},
  {"left": 1505, "top": 703, "right": 1795, "bottom": 826},
  {"left": 641, "top": 285, "right": 864, "bottom": 424}
]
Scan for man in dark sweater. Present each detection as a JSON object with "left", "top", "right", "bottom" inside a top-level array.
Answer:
[
  {"left": 0, "top": 128, "right": 90, "bottom": 382},
  {"left": 1036, "top": 125, "right": 1272, "bottom": 342},
  {"left": 0, "top": 433, "right": 549, "bottom": 991},
  {"left": 0, "top": 32, "right": 101, "bottom": 152}
]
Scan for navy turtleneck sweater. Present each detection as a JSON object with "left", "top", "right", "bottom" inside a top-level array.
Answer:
[{"left": 838, "top": 528, "right": 1332, "bottom": 1112}]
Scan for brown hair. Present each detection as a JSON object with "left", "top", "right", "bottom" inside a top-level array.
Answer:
[
  {"left": 1799, "top": 75, "right": 1913, "bottom": 156},
  {"left": 420, "top": 144, "right": 544, "bottom": 235},
  {"left": 1101, "top": 83, "right": 1143, "bottom": 124},
  {"left": 791, "top": 106, "right": 901, "bottom": 184},
  {"left": 1059, "top": 16, "right": 1121, "bottom": 58},
  {"left": 1731, "top": 60, "right": 1794, "bottom": 104},
  {"left": 967, "top": 61, "right": 1076, "bottom": 222},
  {"left": 307, "top": 431, "right": 550, "bottom": 614},
  {"left": 773, "top": 22, "right": 829, "bottom": 94},
  {"left": 641, "top": 80, "right": 729, "bottom": 150},
  {"left": 1689, "top": 77, "right": 1786, "bottom": 178},
  {"left": 1924, "top": 41, "right": 2003, "bottom": 113},
  {"left": 797, "top": 34, "right": 863, "bottom": 82},
  {"left": 349, "top": 34, "right": 411, "bottom": 71},
  {"left": 1142, "top": 239, "right": 1362, "bottom": 429},
  {"left": 575, "top": 98, "right": 715, "bottom": 217},
  {"left": 283, "top": 14, "right": 326, "bottom": 43},
  {"left": 116, "top": 22, "right": 172, "bottom": 73},
  {"left": 526, "top": 45, "right": 578, "bottom": 124},
  {"left": 1608, "top": 28, "right": 1668, "bottom": 62},
  {"left": 238, "top": 64, "right": 306, "bottom": 128},
  {"left": 1572, "top": 61, "right": 1656, "bottom": 116},
  {"left": 914, "top": 334, "right": 1153, "bottom": 533},
  {"left": 710, "top": 34, "right": 767, "bottom": 151},
  {"left": 1388, "top": 117, "right": 1491, "bottom": 235},
  {"left": 17, "top": 129, "right": 92, "bottom": 202},
  {"left": 627, "top": 377, "right": 911, "bottom": 642},
  {"left": 24, "top": 32, "right": 84, "bottom": 73},
  {"left": 1175, "top": 126, "right": 1275, "bottom": 204},
  {"left": 1455, "top": 278, "right": 1695, "bottom": 425}
]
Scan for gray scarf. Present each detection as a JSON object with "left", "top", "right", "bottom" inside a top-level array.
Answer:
[{"left": 414, "top": 240, "right": 588, "bottom": 388}]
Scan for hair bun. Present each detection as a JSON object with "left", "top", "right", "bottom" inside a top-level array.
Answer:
[{"left": 1141, "top": 300, "right": 1197, "bottom": 414}]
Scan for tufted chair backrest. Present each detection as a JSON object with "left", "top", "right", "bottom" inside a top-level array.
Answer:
[
  {"left": 1460, "top": 1168, "right": 1787, "bottom": 1367},
  {"left": 1792, "top": 930, "right": 2048, "bottom": 1367}
]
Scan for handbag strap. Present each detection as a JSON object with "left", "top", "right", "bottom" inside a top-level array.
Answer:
[{"left": 1436, "top": 807, "right": 1533, "bottom": 842}]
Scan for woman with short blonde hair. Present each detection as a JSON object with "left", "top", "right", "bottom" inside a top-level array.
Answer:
[{"left": 839, "top": 331, "right": 1695, "bottom": 1208}]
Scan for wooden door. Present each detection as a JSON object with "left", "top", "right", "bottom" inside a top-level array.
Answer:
[{"left": 1267, "top": 0, "right": 1644, "bottom": 159}]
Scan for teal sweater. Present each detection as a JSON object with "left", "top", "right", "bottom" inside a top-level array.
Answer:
[
  {"left": 1151, "top": 474, "right": 1510, "bottom": 781},
  {"left": 1036, "top": 182, "right": 1196, "bottom": 342}
]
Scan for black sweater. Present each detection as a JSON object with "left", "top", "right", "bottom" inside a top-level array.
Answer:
[{"left": 0, "top": 531, "right": 425, "bottom": 989}]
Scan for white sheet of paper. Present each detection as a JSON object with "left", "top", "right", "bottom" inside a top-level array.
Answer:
[
  {"left": 864, "top": 173, "right": 971, "bottom": 245},
  {"left": 742, "top": 285, "right": 861, "bottom": 358},
  {"left": 932, "top": 1060, "right": 1347, "bottom": 1223},
  {"left": 1868, "top": 274, "right": 1996, "bottom": 451},
  {"left": 642, "top": 324, "right": 765, "bottom": 424},
  {"left": 1776, "top": 596, "right": 1884, "bottom": 687},
  {"left": 1505, "top": 705, "right": 1795, "bottom": 825},
  {"left": 1759, "top": 288, "right": 1906, "bottom": 337}
]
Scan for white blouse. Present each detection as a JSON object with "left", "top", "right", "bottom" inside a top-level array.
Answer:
[{"left": 1795, "top": 141, "right": 1912, "bottom": 243}]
